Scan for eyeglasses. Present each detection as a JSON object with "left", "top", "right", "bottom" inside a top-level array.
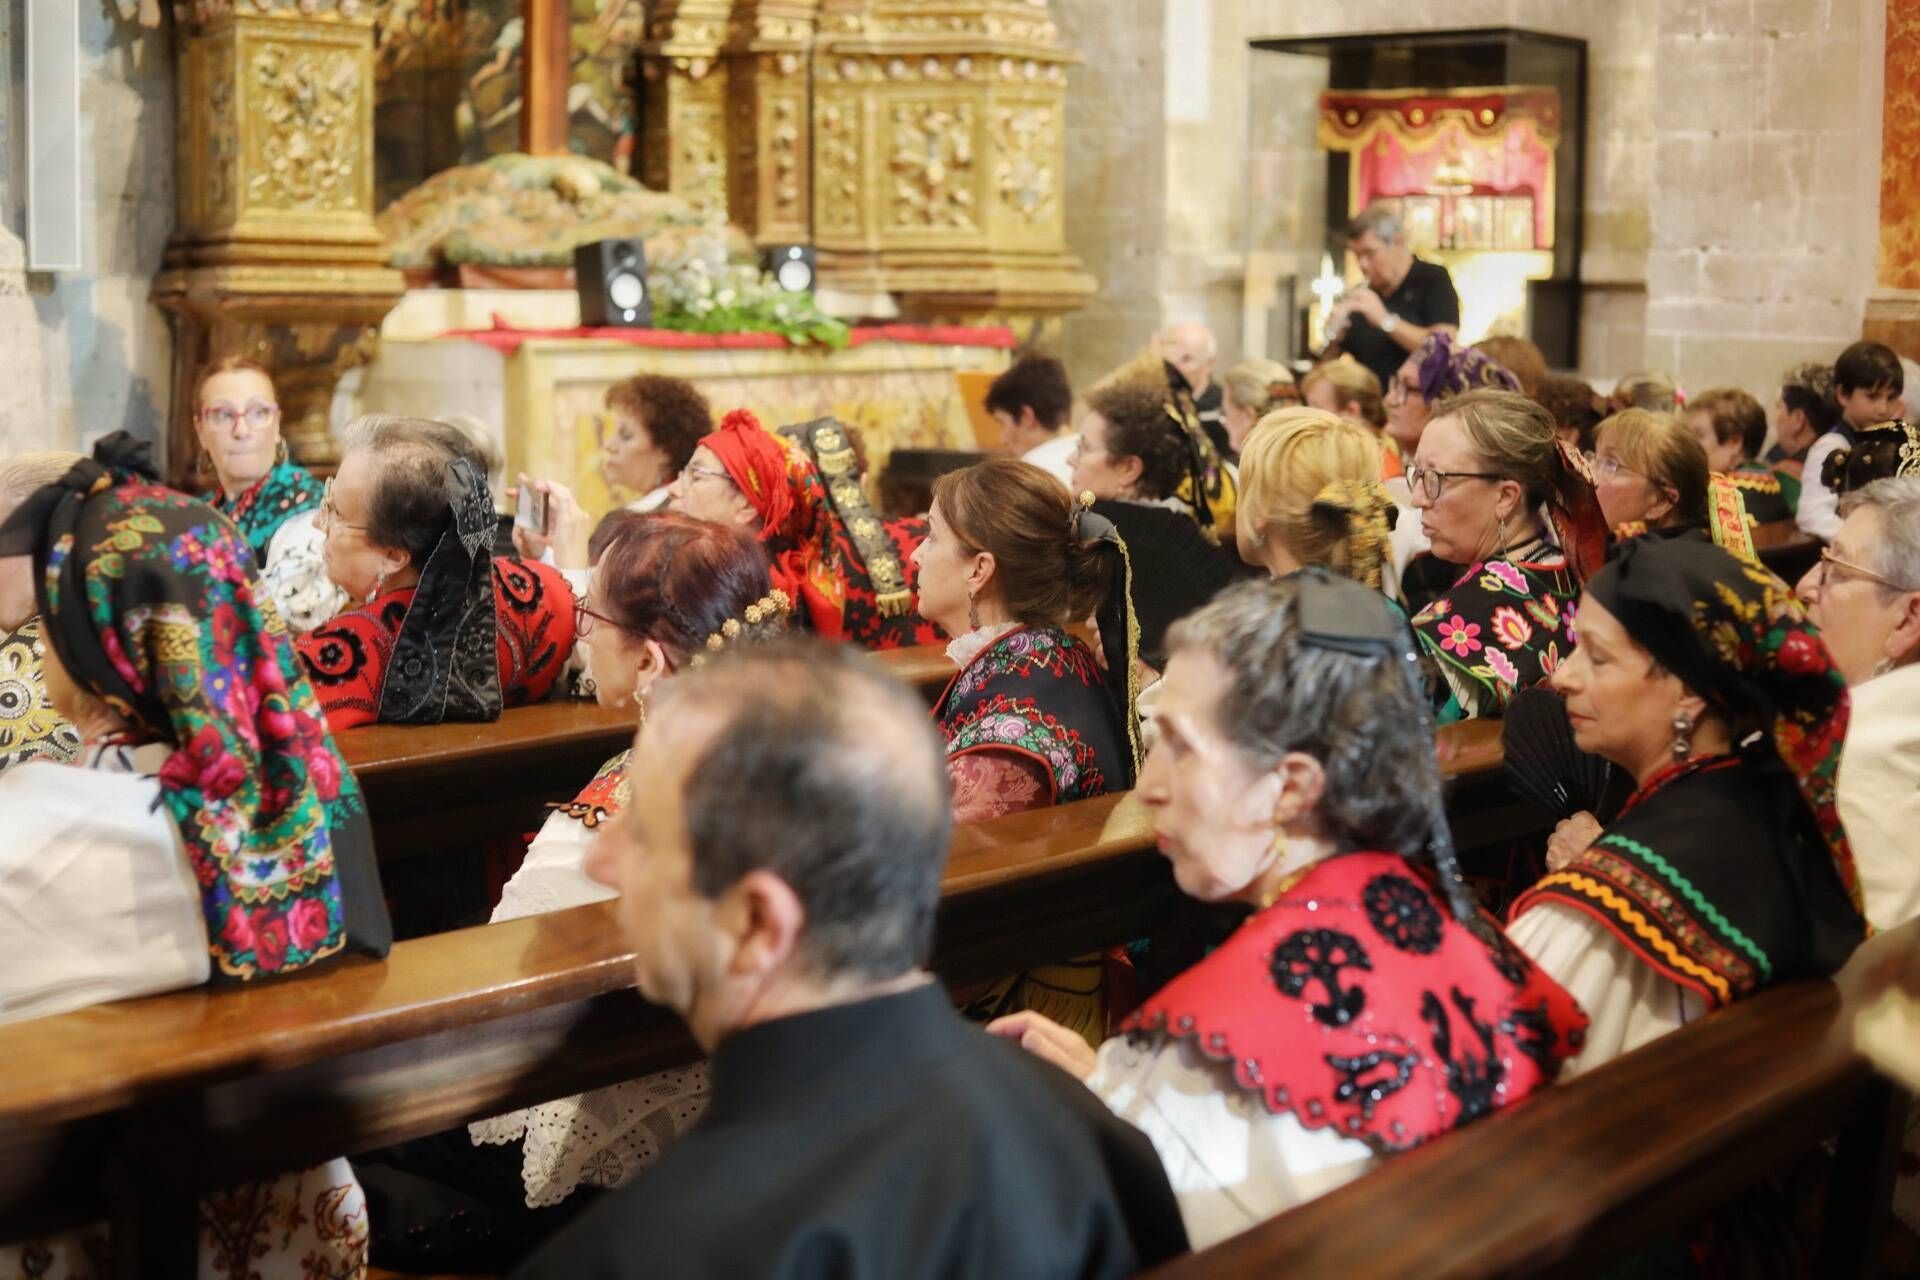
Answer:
[
  {"left": 1404, "top": 463, "right": 1504, "bottom": 503},
  {"left": 200, "top": 401, "right": 279, "bottom": 432},
  {"left": 1384, "top": 378, "right": 1417, "bottom": 407},
  {"left": 316, "top": 478, "right": 368, "bottom": 533},
  {"left": 1815, "top": 547, "right": 1911, "bottom": 593},
  {"left": 573, "top": 597, "right": 624, "bottom": 638},
  {"left": 1591, "top": 454, "right": 1645, "bottom": 484},
  {"left": 682, "top": 462, "right": 736, "bottom": 488}
]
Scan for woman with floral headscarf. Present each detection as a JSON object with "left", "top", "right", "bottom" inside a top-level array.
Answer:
[
  {"left": 667, "top": 409, "right": 938, "bottom": 649},
  {"left": 0, "top": 437, "right": 391, "bottom": 1276},
  {"left": 1509, "top": 535, "right": 1866, "bottom": 1075}
]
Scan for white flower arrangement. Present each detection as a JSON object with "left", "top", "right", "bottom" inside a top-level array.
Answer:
[{"left": 645, "top": 233, "right": 849, "bottom": 348}]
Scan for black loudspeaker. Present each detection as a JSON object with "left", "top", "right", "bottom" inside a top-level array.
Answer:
[
  {"left": 575, "top": 238, "right": 652, "bottom": 328},
  {"left": 761, "top": 243, "right": 817, "bottom": 294}
]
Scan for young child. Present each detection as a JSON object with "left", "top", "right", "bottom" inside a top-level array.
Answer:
[{"left": 1797, "top": 341, "right": 1904, "bottom": 540}]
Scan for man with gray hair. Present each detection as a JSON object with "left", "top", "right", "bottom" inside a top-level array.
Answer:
[
  {"left": 514, "top": 637, "right": 1188, "bottom": 1279},
  {"left": 1158, "top": 322, "right": 1231, "bottom": 456},
  {"left": 1327, "top": 204, "right": 1461, "bottom": 392}
]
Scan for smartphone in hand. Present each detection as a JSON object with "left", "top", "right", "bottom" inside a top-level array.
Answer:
[{"left": 514, "top": 485, "right": 551, "bottom": 537}]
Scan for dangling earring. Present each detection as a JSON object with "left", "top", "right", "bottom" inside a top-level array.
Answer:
[
  {"left": 967, "top": 590, "right": 980, "bottom": 630},
  {"left": 1671, "top": 710, "right": 1695, "bottom": 761},
  {"left": 1495, "top": 511, "right": 1512, "bottom": 556},
  {"left": 367, "top": 568, "right": 390, "bottom": 604},
  {"left": 275, "top": 438, "right": 289, "bottom": 466},
  {"left": 635, "top": 696, "right": 649, "bottom": 732}
]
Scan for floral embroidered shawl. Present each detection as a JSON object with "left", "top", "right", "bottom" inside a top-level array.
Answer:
[
  {"left": 206, "top": 459, "right": 323, "bottom": 567},
  {"left": 0, "top": 459, "right": 391, "bottom": 980},
  {"left": 1411, "top": 539, "right": 1580, "bottom": 723}
]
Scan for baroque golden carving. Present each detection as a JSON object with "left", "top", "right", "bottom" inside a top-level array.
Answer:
[
  {"left": 991, "top": 103, "right": 1054, "bottom": 224},
  {"left": 815, "top": 98, "right": 865, "bottom": 237},
  {"left": 890, "top": 101, "right": 976, "bottom": 231},
  {"left": 158, "top": 2, "right": 401, "bottom": 481},
  {"left": 246, "top": 43, "right": 363, "bottom": 212}
]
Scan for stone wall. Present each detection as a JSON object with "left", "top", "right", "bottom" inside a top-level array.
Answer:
[
  {"left": 1161, "top": 0, "right": 1662, "bottom": 382},
  {"left": 0, "top": 3, "right": 174, "bottom": 459},
  {"left": 1645, "top": 0, "right": 1887, "bottom": 403}
]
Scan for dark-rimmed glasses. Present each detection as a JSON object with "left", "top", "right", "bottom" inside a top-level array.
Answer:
[{"left": 1404, "top": 464, "right": 1504, "bottom": 503}]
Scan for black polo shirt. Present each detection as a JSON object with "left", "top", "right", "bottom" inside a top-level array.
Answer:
[{"left": 1342, "top": 257, "right": 1461, "bottom": 391}]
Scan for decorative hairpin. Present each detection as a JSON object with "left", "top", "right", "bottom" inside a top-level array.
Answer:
[{"left": 692, "top": 588, "right": 793, "bottom": 666}]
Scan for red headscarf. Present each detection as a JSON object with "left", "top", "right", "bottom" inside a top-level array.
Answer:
[{"left": 707, "top": 408, "right": 800, "bottom": 543}]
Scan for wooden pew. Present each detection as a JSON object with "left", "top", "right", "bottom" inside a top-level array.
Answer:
[
  {"left": 334, "top": 645, "right": 959, "bottom": 860},
  {"left": 0, "top": 722, "right": 1527, "bottom": 1274},
  {"left": 1144, "top": 918, "right": 1920, "bottom": 1280},
  {"left": 0, "top": 792, "right": 1174, "bottom": 1274},
  {"left": 1753, "top": 517, "right": 1820, "bottom": 584}
]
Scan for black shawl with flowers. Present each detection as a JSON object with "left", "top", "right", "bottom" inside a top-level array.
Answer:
[{"left": 0, "top": 450, "right": 390, "bottom": 982}]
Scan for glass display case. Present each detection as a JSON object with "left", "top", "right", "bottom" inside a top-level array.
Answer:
[{"left": 1245, "top": 28, "right": 1587, "bottom": 368}]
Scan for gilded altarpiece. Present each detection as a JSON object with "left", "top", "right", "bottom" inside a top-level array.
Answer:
[
  {"left": 156, "top": 2, "right": 405, "bottom": 484},
  {"left": 805, "top": 1, "right": 1092, "bottom": 320}
]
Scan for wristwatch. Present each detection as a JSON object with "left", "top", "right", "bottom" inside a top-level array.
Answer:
[{"left": 1379, "top": 313, "right": 1401, "bottom": 335}]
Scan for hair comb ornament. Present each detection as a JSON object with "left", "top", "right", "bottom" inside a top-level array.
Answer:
[{"left": 692, "top": 588, "right": 793, "bottom": 666}]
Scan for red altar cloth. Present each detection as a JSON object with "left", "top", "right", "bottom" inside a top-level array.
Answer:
[{"left": 438, "top": 316, "right": 1018, "bottom": 357}]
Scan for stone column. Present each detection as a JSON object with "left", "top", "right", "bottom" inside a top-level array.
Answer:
[
  {"left": 637, "top": 0, "right": 734, "bottom": 219},
  {"left": 811, "top": 0, "right": 1096, "bottom": 322},
  {"left": 723, "top": 0, "right": 820, "bottom": 247},
  {"left": 153, "top": 0, "right": 404, "bottom": 482}
]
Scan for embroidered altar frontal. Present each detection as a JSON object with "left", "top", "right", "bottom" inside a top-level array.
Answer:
[{"left": 356, "top": 326, "right": 1010, "bottom": 521}]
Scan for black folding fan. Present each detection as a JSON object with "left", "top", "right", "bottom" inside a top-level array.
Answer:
[{"left": 1501, "top": 687, "right": 1614, "bottom": 820}]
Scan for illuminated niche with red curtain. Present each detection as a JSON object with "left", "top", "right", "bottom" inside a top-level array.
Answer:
[{"left": 1318, "top": 87, "right": 1561, "bottom": 254}]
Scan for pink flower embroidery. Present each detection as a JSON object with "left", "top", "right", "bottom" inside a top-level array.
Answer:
[
  {"left": 1538, "top": 641, "right": 1562, "bottom": 677},
  {"left": 1490, "top": 606, "right": 1533, "bottom": 650},
  {"left": 1479, "top": 561, "right": 1529, "bottom": 595},
  {"left": 1486, "top": 649, "right": 1521, "bottom": 688},
  {"left": 287, "top": 898, "right": 332, "bottom": 953},
  {"left": 1436, "top": 616, "right": 1483, "bottom": 657}
]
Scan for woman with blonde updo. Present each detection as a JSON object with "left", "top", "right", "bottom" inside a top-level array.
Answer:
[
  {"left": 1236, "top": 408, "right": 1402, "bottom": 600},
  {"left": 1219, "top": 358, "right": 1299, "bottom": 456}
]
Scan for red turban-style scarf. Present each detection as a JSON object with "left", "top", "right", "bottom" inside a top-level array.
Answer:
[{"left": 707, "top": 408, "right": 800, "bottom": 544}]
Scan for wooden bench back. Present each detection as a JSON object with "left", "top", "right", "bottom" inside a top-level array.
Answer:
[{"left": 1143, "top": 918, "right": 1918, "bottom": 1279}]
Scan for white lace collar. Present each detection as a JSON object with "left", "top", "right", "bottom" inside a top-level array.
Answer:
[{"left": 944, "top": 620, "right": 1022, "bottom": 672}]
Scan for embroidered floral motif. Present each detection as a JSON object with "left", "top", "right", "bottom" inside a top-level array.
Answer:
[
  {"left": 1485, "top": 649, "right": 1521, "bottom": 688},
  {"left": 1478, "top": 561, "right": 1530, "bottom": 595},
  {"left": 936, "top": 625, "right": 1126, "bottom": 804},
  {"left": 1271, "top": 928, "right": 1373, "bottom": 1027},
  {"left": 1436, "top": 616, "right": 1482, "bottom": 657},
  {"left": 1125, "top": 851, "right": 1589, "bottom": 1155},
  {"left": 1489, "top": 606, "right": 1533, "bottom": 650},
  {"left": 207, "top": 461, "right": 323, "bottom": 567},
  {"left": 1363, "top": 874, "right": 1444, "bottom": 955}
]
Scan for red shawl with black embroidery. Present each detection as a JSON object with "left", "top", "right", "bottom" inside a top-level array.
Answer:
[{"left": 1123, "top": 851, "right": 1588, "bottom": 1152}]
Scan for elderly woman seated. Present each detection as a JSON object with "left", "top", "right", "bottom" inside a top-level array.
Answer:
[
  {"left": 1796, "top": 459, "right": 1920, "bottom": 930},
  {"left": 989, "top": 574, "right": 1587, "bottom": 1248},
  {"left": 1508, "top": 536, "right": 1865, "bottom": 1074},
  {"left": 295, "top": 415, "right": 576, "bottom": 730},
  {"left": 1407, "top": 389, "right": 1608, "bottom": 722}
]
